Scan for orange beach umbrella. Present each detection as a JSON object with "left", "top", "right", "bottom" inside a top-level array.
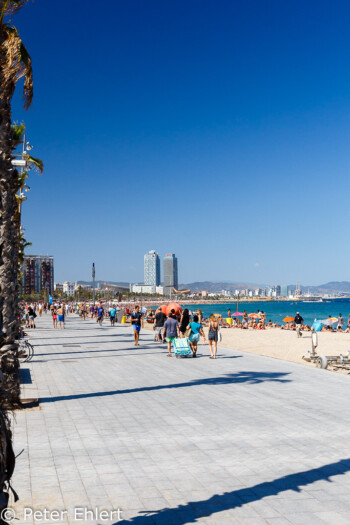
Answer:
[{"left": 283, "top": 316, "right": 294, "bottom": 322}]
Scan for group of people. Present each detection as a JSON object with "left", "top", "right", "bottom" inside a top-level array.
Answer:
[
  {"left": 150, "top": 307, "right": 220, "bottom": 358},
  {"left": 21, "top": 300, "right": 350, "bottom": 352},
  {"left": 20, "top": 302, "right": 69, "bottom": 329}
]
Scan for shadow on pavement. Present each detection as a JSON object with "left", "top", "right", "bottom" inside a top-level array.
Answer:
[
  {"left": 34, "top": 339, "right": 132, "bottom": 347},
  {"left": 39, "top": 371, "right": 290, "bottom": 404},
  {"left": 34, "top": 352, "right": 159, "bottom": 362},
  {"left": 116, "top": 458, "right": 350, "bottom": 525}
]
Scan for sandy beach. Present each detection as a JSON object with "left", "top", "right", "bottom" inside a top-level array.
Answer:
[
  {"left": 214, "top": 327, "right": 349, "bottom": 366},
  {"left": 143, "top": 322, "right": 350, "bottom": 370}
]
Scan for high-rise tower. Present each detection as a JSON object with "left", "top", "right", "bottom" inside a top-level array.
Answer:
[
  {"left": 163, "top": 253, "right": 178, "bottom": 295},
  {"left": 144, "top": 250, "right": 160, "bottom": 286}
]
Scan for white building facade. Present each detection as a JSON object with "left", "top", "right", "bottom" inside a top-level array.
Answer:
[{"left": 144, "top": 250, "right": 161, "bottom": 286}]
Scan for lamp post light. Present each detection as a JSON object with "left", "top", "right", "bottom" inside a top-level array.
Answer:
[{"left": 92, "top": 263, "right": 96, "bottom": 306}]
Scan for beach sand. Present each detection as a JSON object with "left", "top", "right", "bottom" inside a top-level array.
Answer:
[
  {"left": 143, "top": 322, "right": 350, "bottom": 371},
  {"left": 214, "top": 327, "right": 349, "bottom": 367}
]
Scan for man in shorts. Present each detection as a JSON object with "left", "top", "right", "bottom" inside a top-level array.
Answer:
[
  {"left": 154, "top": 307, "right": 166, "bottom": 342},
  {"left": 109, "top": 305, "right": 117, "bottom": 326},
  {"left": 131, "top": 305, "right": 143, "bottom": 346},
  {"left": 163, "top": 313, "right": 180, "bottom": 357}
]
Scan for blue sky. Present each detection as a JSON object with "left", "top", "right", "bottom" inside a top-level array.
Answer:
[{"left": 12, "top": 0, "right": 350, "bottom": 285}]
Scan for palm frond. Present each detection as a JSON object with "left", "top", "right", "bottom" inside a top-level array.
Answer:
[
  {"left": 26, "top": 154, "right": 43, "bottom": 173},
  {"left": 19, "top": 40, "right": 33, "bottom": 108},
  {"left": 11, "top": 123, "right": 25, "bottom": 146},
  {"left": 0, "top": 0, "right": 29, "bottom": 21},
  {"left": 1, "top": 24, "right": 33, "bottom": 109}
]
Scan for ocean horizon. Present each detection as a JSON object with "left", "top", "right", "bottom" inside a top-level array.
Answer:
[{"left": 179, "top": 299, "right": 350, "bottom": 327}]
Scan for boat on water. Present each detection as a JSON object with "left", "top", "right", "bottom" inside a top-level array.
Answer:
[{"left": 303, "top": 298, "right": 323, "bottom": 303}]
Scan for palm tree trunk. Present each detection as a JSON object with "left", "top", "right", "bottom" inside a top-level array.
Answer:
[{"left": 0, "top": 71, "right": 20, "bottom": 407}]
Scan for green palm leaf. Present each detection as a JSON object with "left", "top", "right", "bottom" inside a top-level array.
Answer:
[{"left": 26, "top": 154, "right": 44, "bottom": 173}]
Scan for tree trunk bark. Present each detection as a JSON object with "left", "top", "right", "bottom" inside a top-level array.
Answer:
[
  {"left": 0, "top": 13, "right": 20, "bottom": 518},
  {"left": 0, "top": 68, "right": 20, "bottom": 406}
]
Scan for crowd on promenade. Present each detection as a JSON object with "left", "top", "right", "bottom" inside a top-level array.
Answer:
[{"left": 20, "top": 301, "right": 350, "bottom": 358}]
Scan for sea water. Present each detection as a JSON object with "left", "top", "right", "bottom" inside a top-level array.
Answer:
[{"left": 180, "top": 299, "right": 350, "bottom": 327}]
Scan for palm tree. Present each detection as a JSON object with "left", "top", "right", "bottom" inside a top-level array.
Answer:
[{"left": 0, "top": 0, "right": 33, "bottom": 411}]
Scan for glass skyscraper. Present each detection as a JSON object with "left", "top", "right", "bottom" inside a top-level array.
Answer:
[
  {"left": 163, "top": 253, "right": 178, "bottom": 295},
  {"left": 144, "top": 250, "right": 160, "bottom": 286}
]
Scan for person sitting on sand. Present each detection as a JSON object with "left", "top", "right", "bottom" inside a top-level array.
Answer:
[{"left": 267, "top": 320, "right": 272, "bottom": 328}]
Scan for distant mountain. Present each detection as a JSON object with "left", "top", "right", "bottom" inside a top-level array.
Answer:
[
  {"left": 181, "top": 281, "right": 350, "bottom": 294},
  {"left": 297, "top": 282, "right": 350, "bottom": 294},
  {"left": 76, "top": 280, "right": 350, "bottom": 295},
  {"left": 180, "top": 281, "right": 266, "bottom": 293}
]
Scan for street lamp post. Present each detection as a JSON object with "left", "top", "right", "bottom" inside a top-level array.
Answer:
[{"left": 92, "top": 263, "right": 96, "bottom": 306}]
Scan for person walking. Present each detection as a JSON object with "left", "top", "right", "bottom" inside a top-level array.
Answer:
[
  {"left": 163, "top": 312, "right": 180, "bottom": 357},
  {"left": 109, "top": 305, "right": 117, "bottom": 326},
  {"left": 188, "top": 314, "right": 206, "bottom": 357},
  {"left": 52, "top": 306, "right": 58, "bottom": 329},
  {"left": 27, "top": 306, "right": 36, "bottom": 329},
  {"left": 179, "top": 308, "right": 190, "bottom": 338},
  {"left": 294, "top": 312, "right": 304, "bottom": 337},
  {"left": 154, "top": 307, "right": 166, "bottom": 342},
  {"left": 208, "top": 314, "right": 219, "bottom": 359},
  {"left": 131, "top": 305, "right": 143, "bottom": 346},
  {"left": 57, "top": 304, "right": 65, "bottom": 329},
  {"left": 196, "top": 309, "right": 203, "bottom": 324},
  {"left": 97, "top": 305, "right": 104, "bottom": 326},
  {"left": 80, "top": 303, "right": 86, "bottom": 320}
]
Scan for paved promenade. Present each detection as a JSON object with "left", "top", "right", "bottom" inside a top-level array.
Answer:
[{"left": 11, "top": 314, "right": 350, "bottom": 524}]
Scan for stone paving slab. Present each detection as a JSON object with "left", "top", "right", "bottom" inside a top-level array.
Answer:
[{"left": 8, "top": 313, "right": 350, "bottom": 524}]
